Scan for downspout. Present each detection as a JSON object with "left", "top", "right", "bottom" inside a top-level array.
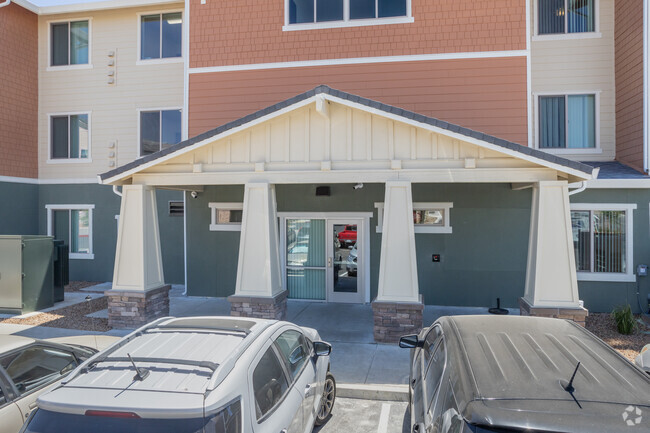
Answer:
[
  {"left": 0, "top": 1, "right": 11, "bottom": 8},
  {"left": 112, "top": 185, "right": 122, "bottom": 197},
  {"left": 568, "top": 181, "right": 587, "bottom": 196}
]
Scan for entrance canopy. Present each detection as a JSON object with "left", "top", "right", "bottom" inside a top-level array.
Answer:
[{"left": 99, "top": 85, "right": 596, "bottom": 187}]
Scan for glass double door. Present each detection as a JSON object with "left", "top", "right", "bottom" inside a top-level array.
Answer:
[{"left": 285, "top": 217, "right": 363, "bottom": 303}]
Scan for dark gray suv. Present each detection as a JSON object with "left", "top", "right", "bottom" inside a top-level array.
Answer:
[{"left": 399, "top": 315, "right": 650, "bottom": 433}]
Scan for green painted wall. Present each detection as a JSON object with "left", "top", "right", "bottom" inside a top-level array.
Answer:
[
  {"left": 571, "top": 188, "right": 650, "bottom": 314},
  {"left": 0, "top": 181, "right": 39, "bottom": 235},
  {"left": 37, "top": 184, "right": 184, "bottom": 284},
  {"left": 186, "top": 183, "right": 532, "bottom": 308}
]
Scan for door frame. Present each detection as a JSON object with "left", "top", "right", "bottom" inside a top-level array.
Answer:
[{"left": 279, "top": 212, "right": 372, "bottom": 303}]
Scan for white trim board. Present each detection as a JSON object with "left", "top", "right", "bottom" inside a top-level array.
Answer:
[
  {"left": 374, "top": 202, "right": 453, "bottom": 234},
  {"left": 38, "top": 0, "right": 182, "bottom": 15},
  {"left": 0, "top": 175, "right": 98, "bottom": 185},
  {"left": 208, "top": 202, "right": 243, "bottom": 231},
  {"left": 188, "top": 50, "right": 528, "bottom": 74},
  {"left": 45, "top": 204, "right": 95, "bottom": 260}
]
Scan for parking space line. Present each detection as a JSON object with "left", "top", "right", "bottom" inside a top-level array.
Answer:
[{"left": 377, "top": 403, "right": 391, "bottom": 433}]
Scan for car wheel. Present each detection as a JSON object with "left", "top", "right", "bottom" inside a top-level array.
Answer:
[{"left": 315, "top": 372, "right": 336, "bottom": 426}]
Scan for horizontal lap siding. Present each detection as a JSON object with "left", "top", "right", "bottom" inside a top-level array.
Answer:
[
  {"left": 0, "top": 3, "right": 38, "bottom": 178},
  {"left": 189, "top": 57, "right": 528, "bottom": 145},
  {"left": 615, "top": 0, "right": 644, "bottom": 171},
  {"left": 189, "top": 0, "right": 526, "bottom": 68}
]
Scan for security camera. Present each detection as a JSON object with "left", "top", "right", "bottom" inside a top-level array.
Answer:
[
  {"left": 353, "top": 183, "right": 364, "bottom": 190},
  {"left": 190, "top": 191, "right": 198, "bottom": 199}
]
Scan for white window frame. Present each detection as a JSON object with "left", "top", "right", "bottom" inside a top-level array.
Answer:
[
  {"left": 374, "top": 202, "right": 453, "bottom": 234},
  {"left": 136, "top": 107, "right": 183, "bottom": 157},
  {"left": 47, "top": 18, "right": 93, "bottom": 71},
  {"left": 283, "top": 0, "right": 413, "bottom": 31},
  {"left": 533, "top": 91, "right": 601, "bottom": 154},
  {"left": 570, "top": 203, "right": 636, "bottom": 282},
  {"left": 46, "top": 204, "right": 95, "bottom": 260},
  {"left": 209, "top": 202, "right": 244, "bottom": 231},
  {"left": 136, "top": 10, "right": 184, "bottom": 65},
  {"left": 533, "top": 0, "right": 601, "bottom": 41},
  {"left": 47, "top": 112, "right": 92, "bottom": 164}
]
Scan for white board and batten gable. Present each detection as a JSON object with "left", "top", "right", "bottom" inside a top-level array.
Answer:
[{"left": 100, "top": 87, "right": 595, "bottom": 186}]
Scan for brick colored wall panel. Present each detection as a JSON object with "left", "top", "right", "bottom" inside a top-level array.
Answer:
[
  {"left": 615, "top": 0, "right": 644, "bottom": 172},
  {"left": 0, "top": 3, "right": 38, "bottom": 178},
  {"left": 189, "top": 0, "right": 526, "bottom": 69},
  {"left": 189, "top": 57, "right": 528, "bottom": 145}
]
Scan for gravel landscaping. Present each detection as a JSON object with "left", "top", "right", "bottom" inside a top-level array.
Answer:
[
  {"left": 585, "top": 313, "right": 650, "bottom": 362},
  {"left": 65, "top": 281, "right": 102, "bottom": 293}
]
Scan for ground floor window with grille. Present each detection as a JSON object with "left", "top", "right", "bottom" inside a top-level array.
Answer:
[
  {"left": 570, "top": 204, "right": 636, "bottom": 282},
  {"left": 46, "top": 205, "right": 94, "bottom": 259}
]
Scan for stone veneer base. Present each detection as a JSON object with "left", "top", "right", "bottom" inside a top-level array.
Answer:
[
  {"left": 228, "top": 290, "right": 288, "bottom": 321},
  {"left": 372, "top": 298, "right": 424, "bottom": 343},
  {"left": 519, "top": 297, "right": 588, "bottom": 327},
  {"left": 106, "top": 285, "right": 171, "bottom": 329}
]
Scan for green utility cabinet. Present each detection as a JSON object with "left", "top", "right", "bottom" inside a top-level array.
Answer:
[{"left": 0, "top": 236, "right": 54, "bottom": 314}]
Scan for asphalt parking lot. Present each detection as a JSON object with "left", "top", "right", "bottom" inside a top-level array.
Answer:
[{"left": 315, "top": 398, "right": 409, "bottom": 433}]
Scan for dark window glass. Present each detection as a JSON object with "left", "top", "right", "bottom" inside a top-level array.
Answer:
[
  {"left": 275, "top": 330, "right": 309, "bottom": 379},
  {"left": 51, "top": 116, "right": 69, "bottom": 159},
  {"left": 0, "top": 347, "right": 77, "bottom": 395},
  {"left": 70, "top": 21, "right": 89, "bottom": 64},
  {"left": 290, "top": 0, "right": 314, "bottom": 24},
  {"left": 572, "top": 211, "right": 591, "bottom": 272},
  {"left": 378, "top": 0, "right": 406, "bottom": 18},
  {"left": 140, "top": 111, "right": 160, "bottom": 155},
  {"left": 424, "top": 341, "right": 446, "bottom": 411},
  {"left": 350, "top": 0, "right": 375, "bottom": 19},
  {"left": 539, "top": 96, "right": 566, "bottom": 148},
  {"left": 568, "top": 0, "right": 594, "bottom": 33},
  {"left": 161, "top": 109, "right": 182, "bottom": 150},
  {"left": 0, "top": 386, "right": 6, "bottom": 406},
  {"left": 51, "top": 23, "right": 69, "bottom": 66},
  {"left": 162, "top": 13, "right": 182, "bottom": 58},
  {"left": 141, "top": 15, "right": 161, "bottom": 60},
  {"left": 422, "top": 325, "right": 442, "bottom": 367},
  {"left": 538, "top": 0, "right": 565, "bottom": 34},
  {"left": 317, "top": 0, "right": 344, "bottom": 22},
  {"left": 69, "top": 114, "right": 89, "bottom": 158},
  {"left": 253, "top": 347, "right": 289, "bottom": 419}
]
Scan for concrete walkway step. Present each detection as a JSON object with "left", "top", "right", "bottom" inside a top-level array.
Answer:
[{"left": 337, "top": 383, "right": 409, "bottom": 402}]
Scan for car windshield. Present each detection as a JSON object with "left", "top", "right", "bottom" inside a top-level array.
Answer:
[{"left": 24, "top": 410, "right": 209, "bottom": 433}]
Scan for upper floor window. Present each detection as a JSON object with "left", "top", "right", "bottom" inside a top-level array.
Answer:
[
  {"left": 50, "top": 114, "right": 90, "bottom": 160},
  {"left": 286, "top": 0, "right": 410, "bottom": 29},
  {"left": 539, "top": 94, "right": 596, "bottom": 149},
  {"left": 538, "top": 0, "right": 595, "bottom": 35},
  {"left": 51, "top": 20, "right": 89, "bottom": 66},
  {"left": 140, "top": 13, "right": 182, "bottom": 60},
  {"left": 139, "top": 109, "right": 182, "bottom": 156}
]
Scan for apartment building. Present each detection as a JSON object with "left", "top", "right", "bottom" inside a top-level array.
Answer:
[{"left": 2, "top": 0, "right": 650, "bottom": 334}]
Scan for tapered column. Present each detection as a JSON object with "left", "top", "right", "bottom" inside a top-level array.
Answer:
[
  {"left": 373, "top": 180, "right": 422, "bottom": 343},
  {"left": 229, "top": 182, "right": 286, "bottom": 319},
  {"left": 107, "top": 185, "right": 169, "bottom": 329},
  {"left": 520, "top": 181, "right": 587, "bottom": 325}
]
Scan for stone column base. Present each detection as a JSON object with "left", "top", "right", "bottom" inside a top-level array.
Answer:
[
  {"left": 519, "top": 297, "right": 588, "bottom": 327},
  {"left": 372, "top": 298, "right": 424, "bottom": 343},
  {"left": 228, "top": 290, "right": 288, "bottom": 320},
  {"left": 106, "top": 285, "right": 171, "bottom": 329}
]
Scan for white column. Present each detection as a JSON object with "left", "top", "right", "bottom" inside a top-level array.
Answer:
[
  {"left": 234, "top": 182, "right": 284, "bottom": 297},
  {"left": 377, "top": 180, "right": 420, "bottom": 303},
  {"left": 112, "top": 185, "right": 164, "bottom": 291},
  {"left": 524, "top": 181, "right": 580, "bottom": 308}
]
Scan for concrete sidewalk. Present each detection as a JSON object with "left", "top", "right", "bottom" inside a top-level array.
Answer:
[{"left": 0, "top": 285, "right": 518, "bottom": 391}]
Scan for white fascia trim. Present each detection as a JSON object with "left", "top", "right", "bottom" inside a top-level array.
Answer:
[
  {"left": 569, "top": 203, "right": 637, "bottom": 211},
  {"left": 585, "top": 179, "right": 650, "bottom": 188},
  {"left": 577, "top": 272, "right": 636, "bottom": 282},
  {"left": 46, "top": 204, "right": 96, "bottom": 210},
  {"left": 188, "top": 50, "right": 528, "bottom": 74},
  {"left": 532, "top": 33, "right": 602, "bottom": 42},
  {"left": 102, "top": 92, "right": 594, "bottom": 185},
  {"left": 11, "top": 0, "right": 39, "bottom": 14},
  {"left": 0, "top": 175, "right": 98, "bottom": 185},
  {"left": 38, "top": 0, "right": 181, "bottom": 15}
]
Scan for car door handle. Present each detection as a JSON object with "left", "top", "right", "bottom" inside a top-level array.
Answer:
[
  {"left": 29, "top": 402, "right": 38, "bottom": 410},
  {"left": 280, "top": 430, "right": 287, "bottom": 433},
  {"left": 304, "top": 383, "right": 312, "bottom": 396}
]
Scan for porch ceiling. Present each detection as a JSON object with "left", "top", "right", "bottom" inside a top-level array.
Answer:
[{"left": 99, "top": 86, "right": 596, "bottom": 186}]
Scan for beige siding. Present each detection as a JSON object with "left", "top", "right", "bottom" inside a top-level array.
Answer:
[
  {"left": 38, "top": 3, "right": 184, "bottom": 180},
  {"left": 530, "top": 0, "right": 615, "bottom": 162}
]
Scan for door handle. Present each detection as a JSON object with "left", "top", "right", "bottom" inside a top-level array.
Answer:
[
  {"left": 29, "top": 402, "right": 38, "bottom": 410},
  {"left": 304, "top": 383, "right": 312, "bottom": 396}
]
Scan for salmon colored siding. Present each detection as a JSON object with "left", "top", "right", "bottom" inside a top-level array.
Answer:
[
  {"left": 189, "top": 0, "right": 526, "bottom": 69},
  {"left": 0, "top": 3, "right": 38, "bottom": 178},
  {"left": 189, "top": 57, "right": 528, "bottom": 146},
  {"left": 615, "top": 0, "right": 644, "bottom": 172}
]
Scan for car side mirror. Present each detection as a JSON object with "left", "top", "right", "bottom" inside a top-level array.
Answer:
[
  {"left": 399, "top": 334, "right": 423, "bottom": 348},
  {"left": 313, "top": 341, "right": 332, "bottom": 357}
]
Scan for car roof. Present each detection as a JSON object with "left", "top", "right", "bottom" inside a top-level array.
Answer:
[
  {"left": 37, "top": 316, "right": 279, "bottom": 417},
  {"left": 0, "top": 335, "right": 36, "bottom": 353},
  {"left": 439, "top": 316, "right": 650, "bottom": 431}
]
